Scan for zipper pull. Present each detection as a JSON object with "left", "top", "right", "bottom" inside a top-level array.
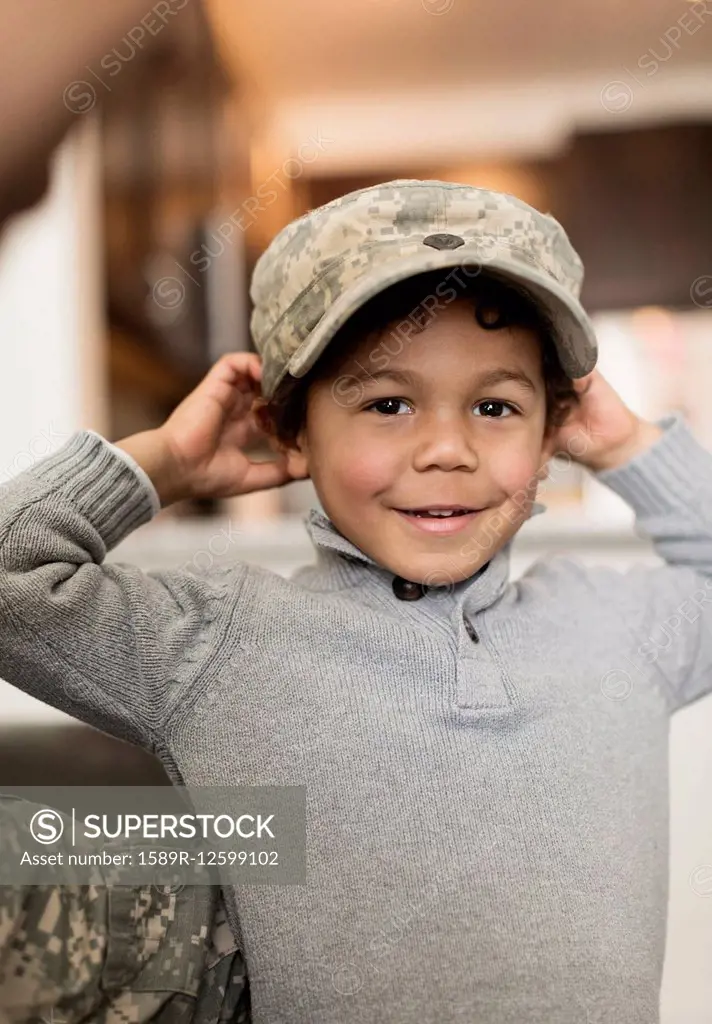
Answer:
[{"left": 463, "top": 616, "right": 480, "bottom": 643}]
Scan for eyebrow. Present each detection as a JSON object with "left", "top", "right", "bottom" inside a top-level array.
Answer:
[
  {"left": 473, "top": 369, "right": 538, "bottom": 394},
  {"left": 356, "top": 367, "right": 538, "bottom": 395}
]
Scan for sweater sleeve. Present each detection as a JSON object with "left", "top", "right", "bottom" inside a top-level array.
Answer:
[
  {"left": 586, "top": 410, "right": 712, "bottom": 714},
  {"left": 0, "top": 430, "right": 237, "bottom": 752}
]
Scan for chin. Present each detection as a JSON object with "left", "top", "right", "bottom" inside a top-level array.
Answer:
[{"left": 389, "top": 556, "right": 473, "bottom": 589}]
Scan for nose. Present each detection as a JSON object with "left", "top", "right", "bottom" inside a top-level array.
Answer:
[{"left": 410, "top": 410, "right": 480, "bottom": 473}]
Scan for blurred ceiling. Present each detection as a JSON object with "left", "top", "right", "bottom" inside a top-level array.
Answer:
[
  {"left": 209, "top": 0, "right": 710, "bottom": 98},
  {"left": 206, "top": 0, "right": 712, "bottom": 171}
]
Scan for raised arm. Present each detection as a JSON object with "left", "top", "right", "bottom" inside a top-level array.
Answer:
[
  {"left": 586, "top": 410, "right": 712, "bottom": 713},
  {"left": 0, "top": 353, "right": 304, "bottom": 751},
  {"left": 0, "top": 429, "right": 234, "bottom": 751}
]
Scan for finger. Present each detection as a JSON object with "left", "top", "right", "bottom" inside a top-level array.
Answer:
[
  {"left": 206, "top": 353, "right": 261, "bottom": 394},
  {"left": 238, "top": 455, "right": 305, "bottom": 493},
  {"left": 571, "top": 372, "right": 592, "bottom": 393},
  {"left": 219, "top": 352, "right": 263, "bottom": 390},
  {"left": 191, "top": 355, "right": 262, "bottom": 423}
]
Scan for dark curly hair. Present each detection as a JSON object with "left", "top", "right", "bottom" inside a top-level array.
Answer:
[{"left": 256, "top": 267, "right": 580, "bottom": 450}]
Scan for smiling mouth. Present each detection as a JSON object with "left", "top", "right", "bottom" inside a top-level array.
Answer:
[{"left": 396, "top": 508, "right": 482, "bottom": 519}]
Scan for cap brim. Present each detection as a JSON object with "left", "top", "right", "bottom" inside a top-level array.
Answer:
[{"left": 284, "top": 247, "right": 597, "bottom": 390}]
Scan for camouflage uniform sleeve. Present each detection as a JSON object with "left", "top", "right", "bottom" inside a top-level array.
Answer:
[
  {"left": 0, "top": 798, "right": 251, "bottom": 1024},
  {"left": 191, "top": 893, "right": 251, "bottom": 1024},
  {"left": 96, "top": 885, "right": 251, "bottom": 1024}
]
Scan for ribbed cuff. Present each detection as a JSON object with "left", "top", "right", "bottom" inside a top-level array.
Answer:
[
  {"left": 592, "top": 411, "right": 712, "bottom": 518},
  {"left": 31, "top": 430, "right": 158, "bottom": 550},
  {"left": 87, "top": 431, "right": 162, "bottom": 517}
]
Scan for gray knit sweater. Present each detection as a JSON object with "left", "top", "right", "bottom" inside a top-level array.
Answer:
[{"left": 1, "top": 411, "right": 712, "bottom": 1024}]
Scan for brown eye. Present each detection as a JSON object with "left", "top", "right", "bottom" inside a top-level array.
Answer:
[
  {"left": 476, "top": 304, "right": 505, "bottom": 330},
  {"left": 365, "top": 398, "right": 409, "bottom": 416}
]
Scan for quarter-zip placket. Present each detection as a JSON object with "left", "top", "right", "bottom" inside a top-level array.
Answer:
[
  {"left": 300, "top": 506, "right": 537, "bottom": 718},
  {"left": 456, "top": 601, "right": 515, "bottom": 714}
]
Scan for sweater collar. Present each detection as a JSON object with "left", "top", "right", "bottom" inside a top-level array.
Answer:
[{"left": 302, "top": 501, "right": 547, "bottom": 616}]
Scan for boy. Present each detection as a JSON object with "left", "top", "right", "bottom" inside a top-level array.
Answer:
[{"left": 1, "top": 179, "right": 711, "bottom": 1023}]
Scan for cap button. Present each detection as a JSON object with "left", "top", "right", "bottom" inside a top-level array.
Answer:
[
  {"left": 392, "top": 576, "right": 427, "bottom": 601},
  {"left": 422, "top": 233, "right": 465, "bottom": 251}
]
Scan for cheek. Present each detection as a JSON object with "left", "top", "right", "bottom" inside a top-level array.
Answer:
[
  {"left": 336, "top": 447, "right": 398, "bottom": 498},
  {"left": 489, "top": 448, "right": 540, "bottom": 497},
  {"left": 315, "top": 432, "right": 397, "bottom": 499}
]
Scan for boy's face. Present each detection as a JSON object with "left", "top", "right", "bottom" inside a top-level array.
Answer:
[{"left": 288, "top": 299, "right": 556, "bottom": 585}]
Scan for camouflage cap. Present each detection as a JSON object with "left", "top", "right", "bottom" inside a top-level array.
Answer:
[{"left": 250, "top": 178, "right": 598, "bottom": 401}]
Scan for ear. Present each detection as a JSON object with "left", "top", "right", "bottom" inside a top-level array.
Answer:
[
  {"left": 283, "top": 446, "right": 310, "bottom": 479},
  {"left": 275, "top": 426, "right": 310, "bottom": 480},
  {"left": 255, "top": 400, "right": 311, "bottom": 479},
  {"left": 543, "top": 420, "right": 562, "bottom": 458},
  {"left": 538, "top": 427, "right": 559, "bottom": 478}
]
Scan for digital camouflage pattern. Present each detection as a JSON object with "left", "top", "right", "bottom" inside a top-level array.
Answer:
[
  {"left": 0, "top": 798, "right": 251, "bottom": 1024},
  {"left": 250, "top": 178, "right": 598, "bottom": 400}
]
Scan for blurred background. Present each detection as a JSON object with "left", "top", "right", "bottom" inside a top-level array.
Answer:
[{"left": 1, "top": 0, "right": 712, "bottom": 1018}]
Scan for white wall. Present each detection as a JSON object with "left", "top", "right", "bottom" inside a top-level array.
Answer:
[{"left": 0, "top": 116, "right": 106, "bottom": 725}]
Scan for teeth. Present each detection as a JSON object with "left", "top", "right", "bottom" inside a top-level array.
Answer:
[{"left": 412, "top": 509, "right": 463, "bottom": 517}]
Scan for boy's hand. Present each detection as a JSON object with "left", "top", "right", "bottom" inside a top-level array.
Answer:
[
  {"left": 542, "top": 368, "right": 664, "bottom": 473},
  {"left": 118, "top": 353, "right": 309, "bottom": 506}
]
